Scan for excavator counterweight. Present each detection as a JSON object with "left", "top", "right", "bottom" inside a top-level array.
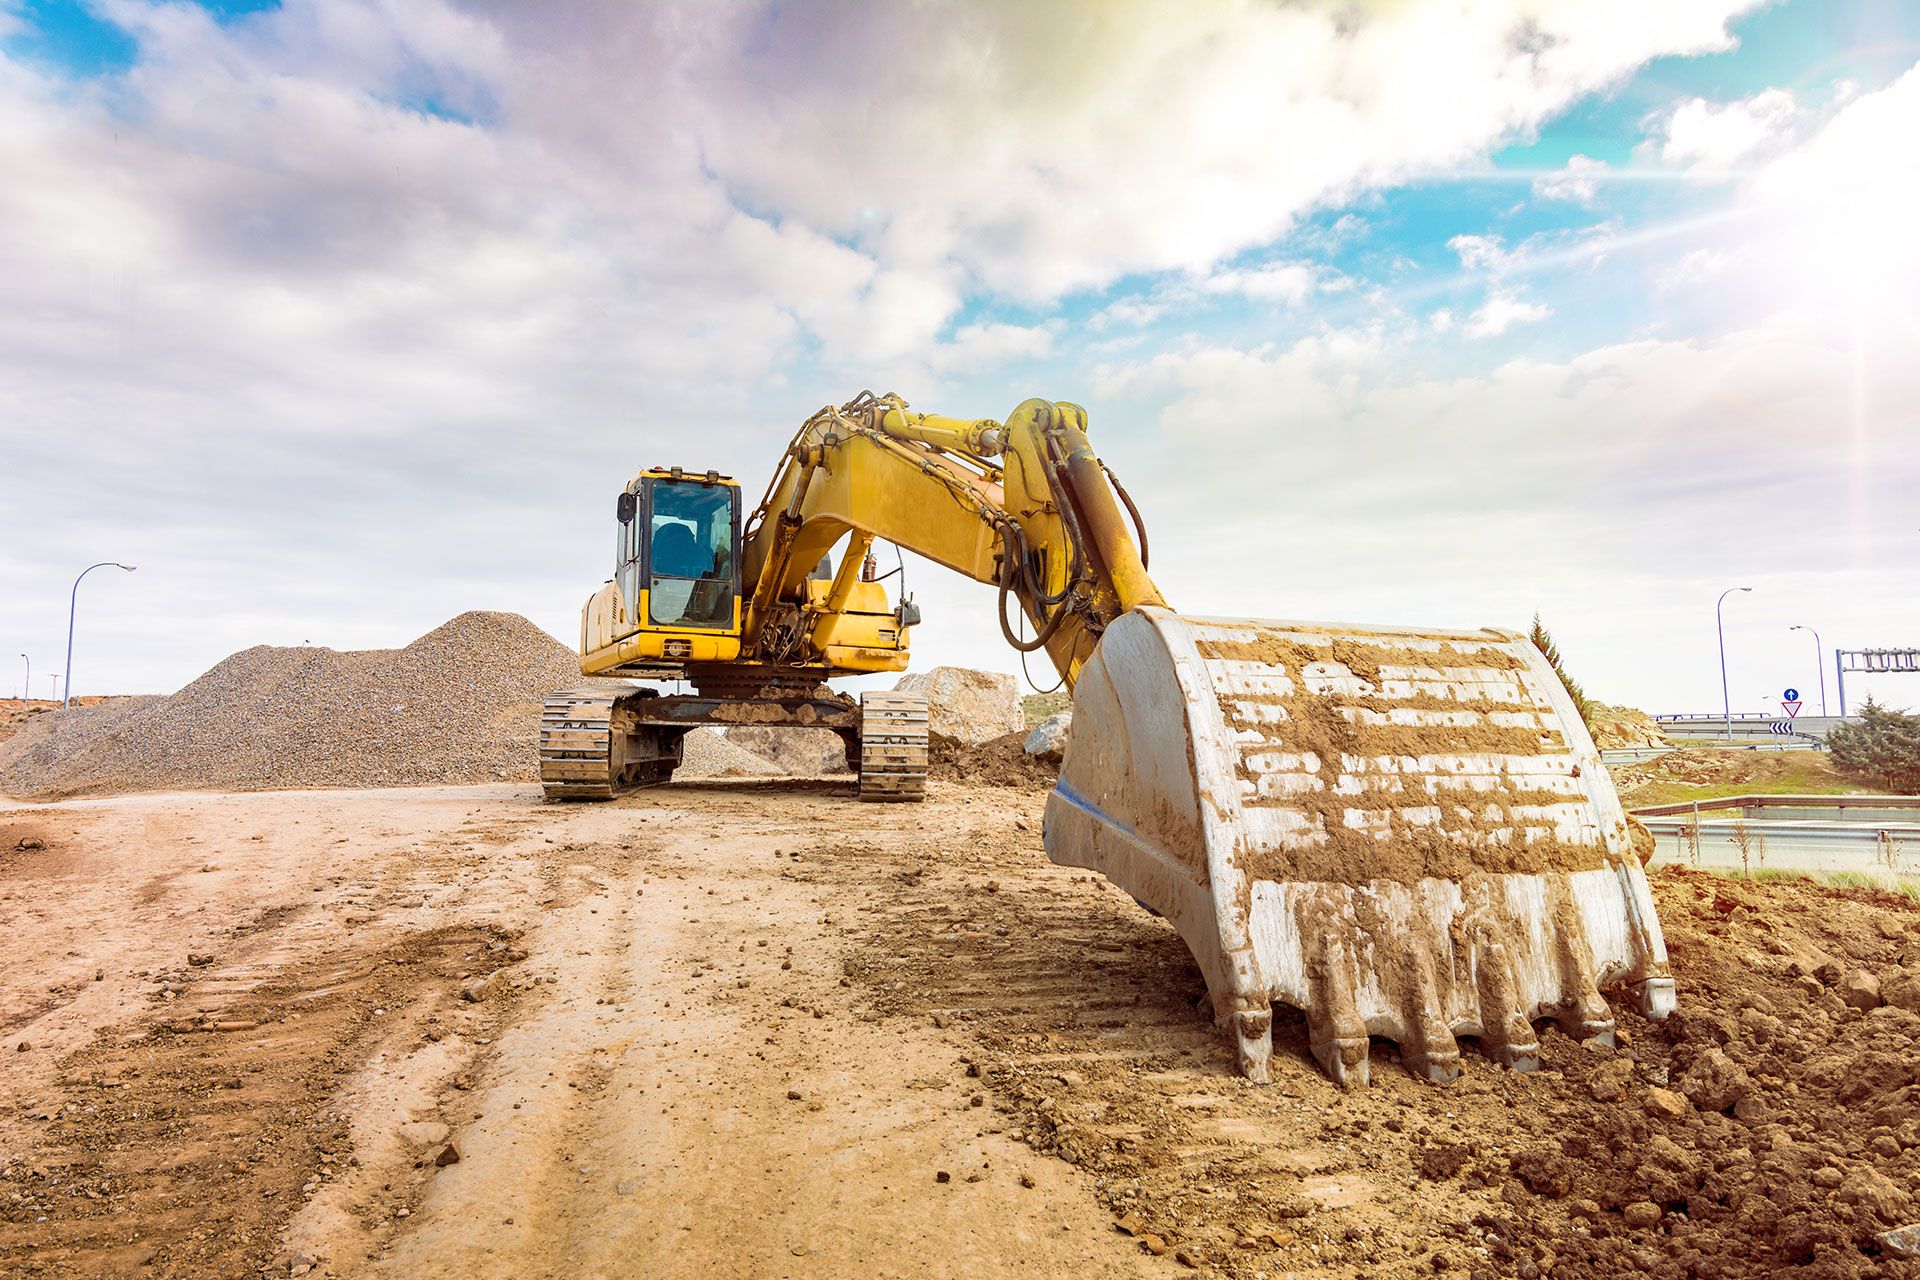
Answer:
[{"left": 548, "top": 392, "right": 1675, "bottom": 1085}]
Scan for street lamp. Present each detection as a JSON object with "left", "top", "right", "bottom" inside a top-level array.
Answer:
[
  {"left": 1788, "top": 625, "right": 1828, "bottom": 717},
  {"left": 64, "top": 562, "right": 136, "bottom": 708},
  {"left": 1717, "top": 586, "right": 1752, "bottom": 741},
  {"left": 17, "top": 654, "right": 26, "bottom": 703}
]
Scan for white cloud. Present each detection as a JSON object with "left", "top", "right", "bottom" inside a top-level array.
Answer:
[
  {"left": 1463, "top": 292, "right": 1552, "bottom": 338},
  {"left": 0, "top": 0, "right": 1802, "bottom": 700},
  {"left": 925, "top": 321, "right": 1057, "bottom": 374},
  {"left": 659, "top": 0, "right": 1762, "bottom": 298},
  {"left": 1087, "top": 298, "right": 1168, "bottom": 331},
  {"left": 1448, "top": 233, "right": 1513, "bottom": 272},
  {"left": 1533, "top": 153, "right": 1608, "bottom": 203},
  {"left": 1094, "top": 317, "right": 1920, "bottom": 711},
  {"left": 1657, "top": 87, "right": 1800, "bottom": 167},
  {"left": 1200, "top": 261, "right": 1321, "bottom": 305},
  {"left": 1749, "top": 64, "right": 1920, "bottom": 281},
  {"left": 1658, "top": 248, "right": 1731, "bottom": 291}
]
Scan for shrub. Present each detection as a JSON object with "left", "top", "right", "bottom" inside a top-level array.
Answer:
[
  {"left": 1826, "top": 698, "right": 1920, "bottom": 793},
  {"left": 1529, "top": 614, "right": 1593, "bottom": 729}
]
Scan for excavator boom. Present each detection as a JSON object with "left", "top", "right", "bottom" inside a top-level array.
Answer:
[{"left": 550, "top": 392, "right": 1675, "bottom": 1085}]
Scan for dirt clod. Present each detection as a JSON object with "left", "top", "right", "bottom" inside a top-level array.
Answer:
[
  {"left": 1841, "top": 968, "right": 1883, "bottom": 1010},
  {"left": 1586, "top": 1057, "right": 1633, "bottom": 1102},
  {"left": 1677, "top": 1045, "right": 1750, "bottom": 1112},
  {"left": 1642, "top": 1086, "right": 1689, "bottom": 1120}
]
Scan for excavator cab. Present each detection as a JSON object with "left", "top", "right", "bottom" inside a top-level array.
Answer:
[
  {"left": 628, "top": 472, "right": 739, "bottom": 630},
  {"left": 583, "top": 469, "right": 747, "bottom": 666}
]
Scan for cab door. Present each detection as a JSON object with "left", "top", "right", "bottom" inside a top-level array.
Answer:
[
  {"left": 643, "top": 477, "right": 740, "bottom": 630},
  {"left": 616, "top": 487, "right": 645, "bottom": 632}
]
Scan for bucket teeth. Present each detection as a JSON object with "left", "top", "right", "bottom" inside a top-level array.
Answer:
[
  {"left": 1632, "top": 976, "right": 1678, "bottom": 1020},
  {"left": 1306, "top": 934, "right": 1372, "bottom": 1089},
  {"left": 1397, "top": 951, "right": 1461, "bottom": 1084},
  {"left": 1230, "top": 1008, "right": 1274, "bottom": 1084},
  {"left": 1469, "top": 933, "right": 1541, "bottom": 1072}
]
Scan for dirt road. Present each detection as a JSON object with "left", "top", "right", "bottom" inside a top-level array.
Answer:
[{"left": 4, "top": 779, "right": 1919, "bottom": 1279}]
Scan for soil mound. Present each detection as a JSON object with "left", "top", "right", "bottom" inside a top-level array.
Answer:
[
  {"left": 1612, "top": 748, "right": 1858, "bottom": 808},
  {"left": 1587, "top": 703, "right": 1669, "bottom": 750},
  {"left": 0, "top": 612, "right": 589, "bottom": 800},
  {"left": 929, "top": 731, "right": 1057, "bottom": 789}
]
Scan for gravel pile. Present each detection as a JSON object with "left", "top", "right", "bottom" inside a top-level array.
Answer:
[
  {"left": 677, "top": 729, "right": 787, "bottom": 778},
  {"left": 0, "top": 612, "right": 589, "bottom": 800}
]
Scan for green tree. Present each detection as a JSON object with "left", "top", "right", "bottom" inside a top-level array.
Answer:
[
  {"left": 1529, "top": 613, "right": 1593, "bottom": 729},
  {"left": 1826, "top": 698, "right": 1920, "bottom": 794}
]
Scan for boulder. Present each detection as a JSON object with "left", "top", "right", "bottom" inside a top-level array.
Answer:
[
  {"left": 894, "top": 668, "right": 1022, "bottom": 745},
  {"left": 1023, "top": 712, "right": 1072, "bottom": 763}
]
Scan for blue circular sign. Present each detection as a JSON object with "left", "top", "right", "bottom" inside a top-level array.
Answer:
[{"left": 1783, "top": 687, "right": 1800, "bottom": 702}]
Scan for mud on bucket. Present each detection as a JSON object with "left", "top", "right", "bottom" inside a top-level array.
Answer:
[{"left": 1041, "top": 608, "right": 1675, "bottom": 1088}]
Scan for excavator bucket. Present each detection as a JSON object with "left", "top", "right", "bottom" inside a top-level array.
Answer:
[{"left": 1042, "top": 608, "right": 1674, "bottom": 1087}]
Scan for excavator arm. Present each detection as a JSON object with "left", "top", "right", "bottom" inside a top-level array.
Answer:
[{"left": 736, "top": 391, "right": 1162, "bottom": 687}]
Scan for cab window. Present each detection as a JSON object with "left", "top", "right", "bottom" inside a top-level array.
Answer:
[{"left": 645, "top": 478, "right": 737, "bottom": 629}]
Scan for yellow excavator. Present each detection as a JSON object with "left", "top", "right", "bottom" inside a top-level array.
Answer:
[{"left": 541, "top": 391, "right": 1675, "bottom": 1087}]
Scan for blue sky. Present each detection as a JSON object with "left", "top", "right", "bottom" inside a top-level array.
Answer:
[{"left": 2, "top": 0, "right": 1918, "bottom": 715}]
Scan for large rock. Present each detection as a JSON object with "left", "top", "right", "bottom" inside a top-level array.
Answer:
[
  {"left": 1023, "top": 712, "right": 1072, "bottom": 763},
  {"left": 893, "top": 668, "right": 1022, "bottom": 746}
]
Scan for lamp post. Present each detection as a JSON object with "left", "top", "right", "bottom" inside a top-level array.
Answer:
[
  {"left": 1788, "top": 625, "right": 1827, "bottom": 717},
  {"left": 64, "top": 562, "right": 136, "bottom": 707},
  {"left": 1717, "top": 586, "right": 1752, "bottom": 741},
  {"left": 17, "top": 654, "right": 26, "bottom": 703}
]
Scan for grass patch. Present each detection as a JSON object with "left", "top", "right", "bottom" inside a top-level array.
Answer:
[
  {"left": 1617, "top": 749, "right": 1883, "bottom": 809},
  {"left": 1021, "top": 690, "right": 1072, "bottom": 729},
  {"left": 1664, "top": 864, "right": 1920, "bottom": 899},
  {"left": 1626, "top": 777, "right": 1875, "bottom": 808}
]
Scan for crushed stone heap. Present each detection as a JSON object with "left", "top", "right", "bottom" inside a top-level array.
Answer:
[{"left": 0, "top": 612, "right": 596, "bottom": 800}]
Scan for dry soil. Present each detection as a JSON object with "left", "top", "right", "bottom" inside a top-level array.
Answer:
[{"left": 3, "top": 779, "right": 1918, "bottom": 1280}]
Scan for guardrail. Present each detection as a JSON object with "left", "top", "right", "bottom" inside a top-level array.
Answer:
[
  {"left": 1633, "top": 794, "right": 1920, "bottom": 819},
  {"left": 1632, "top": 793, "right": 1920, "bottom": 881}
]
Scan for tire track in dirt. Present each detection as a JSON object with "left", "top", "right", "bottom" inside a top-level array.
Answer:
[
  {"left": 362, "top": 793, "right": 1165, "bottom": 1280},
  {"left": 0, "top": 926, "right": 519, "bottom": 1278}
]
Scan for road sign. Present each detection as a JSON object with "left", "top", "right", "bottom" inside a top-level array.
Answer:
[
  {"left": 1769, "top": 722, "right": 1794, "bottom": 735},
  {"left": 1783, "top": 687, "right": 1800, "bottom": 702},
  {"left": 1781, "top": 699, "right": 1802, "bottom": 719}
]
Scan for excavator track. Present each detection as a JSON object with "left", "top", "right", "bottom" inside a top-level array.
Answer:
[
  {"left": 857, "top": 690, "right": 929, "bottom": 802},
  {"left": 539, "top": 689, "right": 626, "bottom": 800},
  {"left": 538, "top": 686, "right": 681, "bottom": 801}
]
